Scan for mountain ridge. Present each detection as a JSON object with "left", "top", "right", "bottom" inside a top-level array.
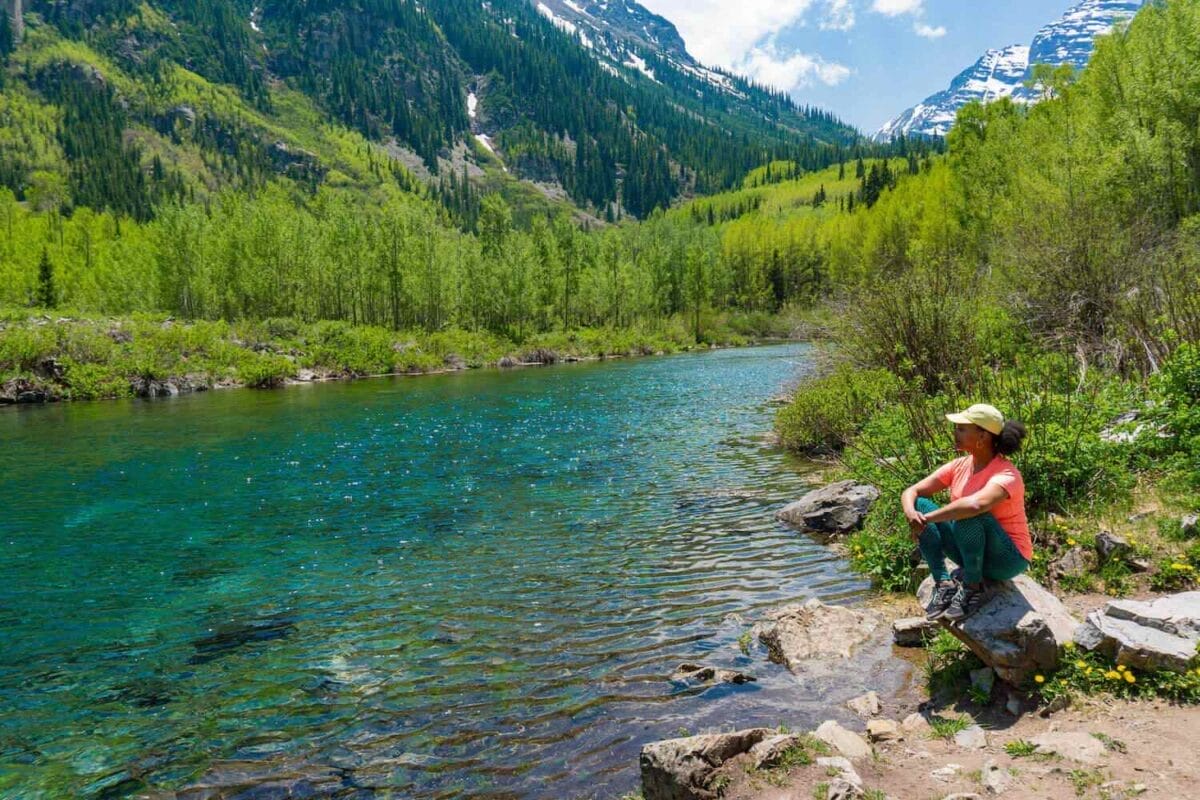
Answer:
[{"left": 878, "top": 0, "right": 1146, "bottom": 139}]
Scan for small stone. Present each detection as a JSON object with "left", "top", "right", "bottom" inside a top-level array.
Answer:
[
  {"left": 814, "top": 720, "right": 873, "bottom": 761},
  {"left": 954, "top": 725, "right": 988, "bottom": 750},
  {"left": 847, "top": 691, "right": 881, "bottom": 718},
  {"left": 982, "top": 759, "right": 1011, "bottom": 795},
  {"left": 866, "top": 719, "right": 902, "bottom": 742},
  {"left": 1130, "top": 784, "right": 1148, "bottom": 795},
  {"left": 1004, "top": 694, "right": 1022, "bottom": 717},
  {"left": 1182, "top": 514, "right": 1199, "bottom": 539},
  {"left": 942, "top": 795, "right": 982, "bottom": 800},
  {"left": 902, "top": 713, "right": 931, "bottom": 735},
  {"left": 1095, "top": 531, "right": 1132, "bottom": 565},
  {"left": 816, "top": 756, "right": 862, "bottom": 788},
  {"left": 970, "top": 667, "right": 996, "bottom": 700},
  {"left": 930, "top": 763, "right": 963, "bottom": 782},
  {"left": 1030, "top": 731, "right": 1108, "bottom": 765},
  {"left": 826, "top": 778, "right": 864, "bottom": 800}
]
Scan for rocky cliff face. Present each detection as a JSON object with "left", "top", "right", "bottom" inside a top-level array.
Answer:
[{"left": 878, "top": 0, "right": 1146, "bottom": 139}]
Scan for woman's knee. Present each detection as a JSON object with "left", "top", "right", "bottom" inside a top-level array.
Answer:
[{"left": 915, "top": 497, "right": 938, "bottom": 514}]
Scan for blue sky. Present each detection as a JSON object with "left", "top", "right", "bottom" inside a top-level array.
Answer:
[{"left": 636, "top": 0, "right": 1078, "bottom": 132}]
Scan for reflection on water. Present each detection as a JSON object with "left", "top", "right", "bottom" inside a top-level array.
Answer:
[{"left": 0, "top": 344, "right": 877, "bottom": 799}]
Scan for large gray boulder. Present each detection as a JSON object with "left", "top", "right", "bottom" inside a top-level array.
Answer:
[
  {"left": 754, "top": 598, "right": 879, "bottom": 672},
  {"left": 640, "top": 729, "right": 771, "bottom": 800},
  {"left": 917, "top": 575, "right": 1080, "bottom": 685},
  {"left": 1074, "top": 592, "right": 1200, "bottom": 672},
  {"left": 776, "top": 481, "right": 880, "bottom": 535}
]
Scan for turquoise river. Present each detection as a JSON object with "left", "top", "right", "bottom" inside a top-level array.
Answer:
[{"left": 0, "top": 343, "right": 883, "bottom": 799}]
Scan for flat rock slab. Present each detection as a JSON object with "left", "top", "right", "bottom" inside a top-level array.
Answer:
[
  {"left": 893, "top": 616, "right": 938, "bottom": 647},
  {"left": 918, "top": 575, "right": 1079, "bottom": 685},
  {"left": 1075, "top": 592, "right": 1200, "bottom": 672},
  {"left": 1030, "top": 731, "right": 1108, "bottom": 766},
  {"left": 754, "top": 598, "right": 879, "bottom": 672},
  {"left": 641, "top": 729, "right": 772, "bottom": 800},
  {"left": 814, "top": 720, "right": 873, "bottom": 761},
  {"left": 776, "top": 480, "right": 880, "bottom": 535}
]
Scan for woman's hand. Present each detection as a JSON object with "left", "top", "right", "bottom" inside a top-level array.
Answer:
[{"left": 905, "top": 508, "right": 927, "bottom": 541}]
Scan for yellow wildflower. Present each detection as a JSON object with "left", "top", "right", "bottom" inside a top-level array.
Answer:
[
  {"left": 1105, "top": 671, "right": 1122, "bottom": 680},
  {"left": 1034, "top": 674, "right": 1045, "bottom": 684},
  {"left": 1171, "top": 562, "right": 1189, "bottom": 570},
  {"left": 1075, "top": 660, "right": 1088, "bottom": 669},
  {"left": 1125, "top": 672, "right": 1136, "bottom": 684},
  {"left": 1067, "top": 538, "right": 1078, "bottom": 546},
  {"left": 1117, "top": 664, "right": 1128, "bottom": 672},
  {"left": 1064, "top": 641, "right": 1076, "bottom": 651}
]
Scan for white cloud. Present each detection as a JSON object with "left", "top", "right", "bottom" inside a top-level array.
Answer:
[
  {"left": 733, "top": 39, "right": 851, "bottom": 90},
  {"left": 638, "top": 0, "right": 820, "bottom": 66},
  {"left": 820, "top": 0, "right": 856, "bottom": 31},
  {"left": 870, "top": 0, "right": 924, "bottom": 16},
  {"left": 914, "top": 22, "right": 946, "bottom": 38}
]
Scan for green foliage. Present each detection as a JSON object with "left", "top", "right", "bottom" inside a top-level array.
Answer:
[
  {"left": 1033, "top": 643, "right": 1200, "bottom": 706},
  {"left": 846, "top": 513, "right": 919, "bottom": 594},
  {"left": 1004, "top": 740, "right": 1038, "bottom": 758},
  {"left": 923, "top": 629, "right": 984, "bottom": 698},
  {"left": 775, "top": 366, "right": 901, "bottom": 454},
  {"left": 927, "top": 714, "right": 972, "bottom": 741}
]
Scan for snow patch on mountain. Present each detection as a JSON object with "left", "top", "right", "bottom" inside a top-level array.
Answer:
[{"left": 878, "top": 0, "right": 1146, "bottom": 140}]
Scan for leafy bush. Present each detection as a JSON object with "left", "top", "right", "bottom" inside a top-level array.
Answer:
[{"left": 776, "top": 365, "right": 901, "bottom": 454}]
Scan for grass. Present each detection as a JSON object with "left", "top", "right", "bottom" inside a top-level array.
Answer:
[
  {"left": 1004, "top": 739, "right": 1038, "bottom": 758},
  {"left": 928, "top": 714, "right": 972, "bottom": 741},
  {"left": 1091, "top": 732, "right": 1127, "bottom": 754},
  {"left": 1068, "top": 768, "right": 1105, "bottom": 797}
]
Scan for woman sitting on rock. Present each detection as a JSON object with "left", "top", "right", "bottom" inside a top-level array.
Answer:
[{"left": 900, "top": 404, "right": 1031, "bottom": 622}]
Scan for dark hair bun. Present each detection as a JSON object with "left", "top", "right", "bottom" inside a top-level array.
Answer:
[{"left": 996, "top": 420, "right": 1027, "bottom": 456}]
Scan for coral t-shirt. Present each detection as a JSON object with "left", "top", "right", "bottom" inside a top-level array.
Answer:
[{"left": 933, "top": 455, "right": 1033, "bottom": 561}]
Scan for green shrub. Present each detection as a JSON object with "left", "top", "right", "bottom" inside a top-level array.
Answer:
[
  {"left": 776, "top": 365, "right": 901, "bottom": 454},
  {"left": 62, "top": 360, "right": 131, "bottom": 400},
  {"left": 0, "top": 325, "right": 57, "bottom": 371},
  {"left": 847, "top": 509, "right": 920, "bottom": 593},
  {"left": 235, "top": 353, "right": 293, "bottom": 388}
]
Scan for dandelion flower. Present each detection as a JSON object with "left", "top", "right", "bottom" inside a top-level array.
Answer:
[
  {"left": 1172, "top": 563, "right": 1189, "bottom": 570},
  {"left": 1067, "top": 538, "right": 1078, "bottom": 546},
  {"left": 1075, "top": 660, "right": 1088, "bottom": 669},
  {"left": 1064, "top": 641, "right": 1076, "bottom": 651},
  {"left": 1117, "top": 664, "right": 1127, "bottom": 672},
  {"left": 1106, "top": 671, "right": 1122, "bottom": 680},
  {"left": 1034, "top": 675, "right": 1045, "bottom": 684},
  {"left": 1125, "top": 672, "right": 1136, "bottom": 684}
]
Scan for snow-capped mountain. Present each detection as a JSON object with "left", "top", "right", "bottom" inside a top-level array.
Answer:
[
  {"left": 876, "top": 45, "right": 1029, "bottom": 141},
  {"left": 878, "top": 0, "right": 1146, "bottom": 140},
  {"left": 530, "top": 0, "right": 745, "bottom": 95}
]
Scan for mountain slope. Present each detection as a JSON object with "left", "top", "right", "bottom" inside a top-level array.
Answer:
[
  {"left": 1, "top": 0, "right": 864, "bottom": 223},
  {"left": 878, "top": 0, "right": 1146, "bottom": 139}
]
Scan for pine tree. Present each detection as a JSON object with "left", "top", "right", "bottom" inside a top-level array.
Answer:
[{"left": 36, "top": 248, "right": 55, "bottom": 309}]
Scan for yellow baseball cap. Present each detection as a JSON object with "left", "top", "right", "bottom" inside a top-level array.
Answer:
[{"left": 946, "top": 403, "right": 1005, "bottom": 435}]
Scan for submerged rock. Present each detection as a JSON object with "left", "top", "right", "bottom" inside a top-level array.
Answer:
[
  {"left": 669, "top": 663, "right": 755, "bottom": 686},
  {"left": 917, "top": 575, "right": 1079, "bottom": 685},
  {"left": 1074, "top": 592, "right": 1200, "bottom": 672},
  {"left": 754, "top": 598, "right": 879, "bottom": 672},
  {"left": 189, "top": 615, "right": 297, "bottom": 665},
  {"left": 776, "top": 481, "right": 880, "bottom": 536}
]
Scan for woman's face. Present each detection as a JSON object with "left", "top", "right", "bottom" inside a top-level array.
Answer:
[{"left": 952, "top": 423, "right": 988, "bottom": 453}]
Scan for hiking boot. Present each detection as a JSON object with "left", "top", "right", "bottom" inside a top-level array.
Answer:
[
  {"left": 943, "top": 583, "right": 990, "bottom": 622},
  {"left": 925, "top": 580, "right": 959, "bottom": 620}
]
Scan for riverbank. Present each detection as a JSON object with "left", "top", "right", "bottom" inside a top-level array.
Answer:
[
  {"left": 0, "top": 307, "right": 819, "bottom": 403},
  {"left": 624, "top": 467, "right": 1200, "bottom": 800}
]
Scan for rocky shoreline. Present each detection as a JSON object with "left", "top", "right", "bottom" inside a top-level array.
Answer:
[{"left": 633, "top": 481, "right": 1200, "bottom": 800}]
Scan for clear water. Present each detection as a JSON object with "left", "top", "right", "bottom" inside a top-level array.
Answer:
[{"left": 0, "top": 344, "right": 876, "bottom": 799}]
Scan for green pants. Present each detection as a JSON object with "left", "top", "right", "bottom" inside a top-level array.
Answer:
[{"left": 916, "top": 497, "right": 1029, "bottom": 585}]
